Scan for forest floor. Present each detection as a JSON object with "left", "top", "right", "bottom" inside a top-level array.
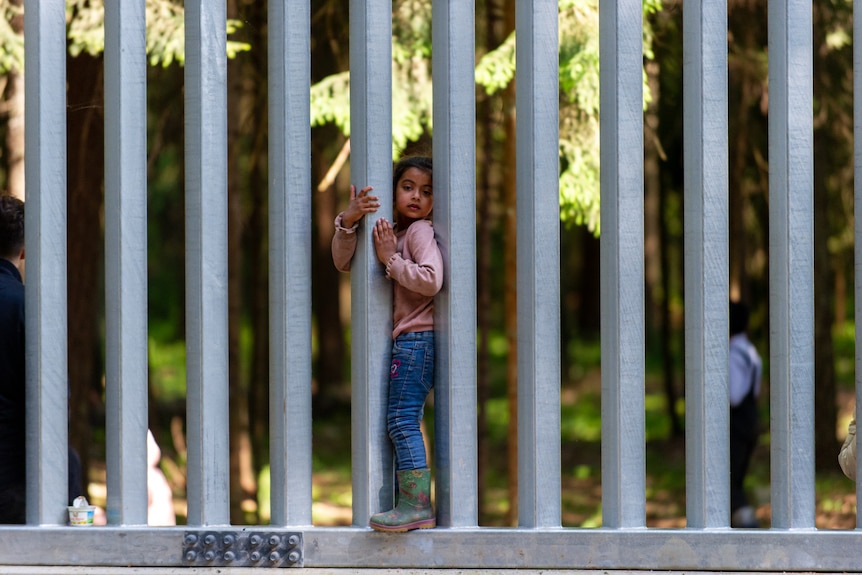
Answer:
[
  {"left": 299, "top": 437, "right": 859, "bottom": 529},
  {"left": 87, "top": 384, "right": 860, "bottom": 529}
]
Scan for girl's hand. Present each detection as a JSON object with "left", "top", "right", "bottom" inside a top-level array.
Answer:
[
  {"left": 373, "top": 218, "right": 398, "bottom": 265},
  {"left": 342, "top": 185, "right": 379, "bottom": 228}
]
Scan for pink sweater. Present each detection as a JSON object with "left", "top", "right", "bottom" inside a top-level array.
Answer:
[{"left": 332, "top": 213, "right": 443, "bottom": 339}]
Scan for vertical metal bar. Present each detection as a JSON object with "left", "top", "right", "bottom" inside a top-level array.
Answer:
[
  {"left": 767, "top": 0, "right": 815, "bottom": 530},
  {"left": 516, "top": 0, "right": 560, "bottom": 529},
  {"left": 682, "top": 0, "right": 729, "bottom": 529},
  {"left": 349, "top": 0, "right": 394, "bottom": 526},
  {"left": 104, "top": 0, "right": 149, "bottom": 527},
  {"left": 23, "top": 0, "right": 69, "bottom": 526},
  {"left": 432, "top": 0, "right": 478, "bottom": 528},
  {"left": 855, "top": 0, "right": 862, "bottom": 522},
  {"left": 184, "top": 0, "right": 230, "bottom": 526},
  {"left": 268, "top": 0, "right": 313, "bottom": 526},
  {"left": 599, "top": 0, "right": 645, "bottom": 529}
]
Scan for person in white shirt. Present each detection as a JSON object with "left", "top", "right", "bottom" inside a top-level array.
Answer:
[
  {"left": 147, "top": 429, "right": 175, "bottom": 526},
  {"left": 729, "top": 300, "right": 762, "bottom": 528},
  {"left": 839, "top": 419, "right": 856, "bottom": 480}
]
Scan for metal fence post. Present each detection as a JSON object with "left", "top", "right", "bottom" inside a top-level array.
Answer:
[
  {"left": 599, "top": 0, "right": 646, "bottom": 529},
  {"left": 432, "top": 0, "right": 479, "bottom": 528},
  {"left": 268, "top": 0, "right": 313, "bottom": 527},
  {"left": 104, "top": 0, "right": 149, "bottom": 527},
  {"left": 516, "top": 0, "right": 561, "bottom": 529},
  {"left": 184, "top": 0, "right": 231, "bottom": 526},
  {"left": 767, "top": 0, "right": 815, "bottom": 530},
  {"left": 349, "top": 0, "right": 395, "bottom": 526},
  {"left": 24, "top": 0, "right": 69, "bottom": 527},
  {"left": 682, "top": 0, "right": 730, "bottom": 529}
]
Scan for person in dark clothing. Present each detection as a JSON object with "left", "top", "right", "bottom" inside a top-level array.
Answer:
[
  {"left": 0, "top": 196, "right": 82, "bottom": 524},
  {"left": 0, "top": 195, "right": 27, "bottom": 523},
  {"left": 729, "top": 300, "right": 762, "bottom": 528}
]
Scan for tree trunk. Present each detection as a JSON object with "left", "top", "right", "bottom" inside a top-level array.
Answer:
[
  {"left": 248, "top": 158, "right": 269, "bottom": 496},
  {"left": 644, "top": 59, "right": 662, "bottom": 341},
  {"left": 247, "top": 94, "right": 270, "bottom": 499},
  {"left": 475, "top": 0, "right": 502, "bottom": 525},
  {"left": 502, "top": 0, "right": 518, "bottom": 528},
  {"left": 313, "top": 133, "right": 348, "bottom": 409},
  {"left": 812, "top": 127, "right": 838, "bottom": 471},
  {"left": 66, "top": 53, "right": 106, "bottom": 498},
  {"left": 226, "top": 0, "right": 258, "bottom": 523},
  {"left": 310, "top": 0, "right": 351, "bottom": 410},
  {"left": 811, "top": 4, "right": 839, "bottom": 471},
  {"left": 645, "top": 55, "right": 681, "bottom": 438},
  {"left": 727, "top": 0, "right": 770, "bottom": 318}
]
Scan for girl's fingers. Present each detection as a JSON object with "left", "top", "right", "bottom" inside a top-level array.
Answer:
[
  {"left": 355, "top": 186, "right": 378, "bottom": 210},
  {"left": 350, "top": 184, "right": 373, "bottom": 200}
]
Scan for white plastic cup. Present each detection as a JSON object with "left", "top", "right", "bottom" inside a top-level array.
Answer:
[{"left": 67, "top": 505, "right": 95, "bottom": 526}]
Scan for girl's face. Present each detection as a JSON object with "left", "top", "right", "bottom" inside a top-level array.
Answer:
[{"left": 394, "top": 167, "right": 433, "bottom": 224}]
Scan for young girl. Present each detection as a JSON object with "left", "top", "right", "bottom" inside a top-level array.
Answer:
[{"left": 331, "top": 156, "right": 442, "bottom": 532}]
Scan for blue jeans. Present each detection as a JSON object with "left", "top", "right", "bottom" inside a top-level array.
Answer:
[{"left": 387, "top": 331, "right": 434, "bottom": 471}]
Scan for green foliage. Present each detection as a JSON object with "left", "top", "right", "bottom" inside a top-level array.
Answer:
[
  {"left": 560, "top": 392, "right": 602, "bottom": 441},
  {"left": 392, "top": 0, "right": 433, "bottom": 152},
  {"left": 0, "top": 1, "right": 23, "bottom": 75},
  {"left": 141, "top": 0, "right": 185, "bottom": 67},
  {"left": 65, "top": 0, "right": 250, "bottom": 67},
  {"left": 558, "top": 0, "right": 601, "bottom": 232},
  {"left": 821, "top": 0, "right": 852, "bottom": 51},
  {"left": 473, "top": 33, "right": 515, "bottom": 95},
  {"left": 148, "top": 337, "right": 187, "bottom": 403},
  {"left": 833, "top": 321, "right": 856, "bottom": 390},
  {"left": 475, "top": 0, "right": 660, "bottom": 236},
  {"left": 310, "top": 71, "right": 351, "bottom": 136},
  {"left": 393, "top": 0, "right": 432, "bottom": 59},
  {"left": 0, "top": 0, "right": 213, "bottom": 73},
  {"left": 309, "top": 0, "right": 663, "bottom": 231},
  {"left": 310, "top": 0, "right": 434, "bottom": 159}
]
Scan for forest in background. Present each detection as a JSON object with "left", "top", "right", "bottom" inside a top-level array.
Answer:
[{"left": 0, "top": 0, "right": 857, "bottom": 525}]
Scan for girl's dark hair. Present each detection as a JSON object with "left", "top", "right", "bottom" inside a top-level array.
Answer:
[
  {"left": 0, "top": 195, "right": 24, "bottom": 259},
  {"left": 393, "top": 156, "right": 432, "bottom": 191}
]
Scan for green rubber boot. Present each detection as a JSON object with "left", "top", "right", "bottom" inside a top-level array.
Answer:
[{"left": 369, "top": 468, "right": 436, "bottom": 532}]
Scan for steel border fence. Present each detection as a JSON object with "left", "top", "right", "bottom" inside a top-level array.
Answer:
[{"left": 9, "top": 0, "right": 861, "bottom": 571}]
